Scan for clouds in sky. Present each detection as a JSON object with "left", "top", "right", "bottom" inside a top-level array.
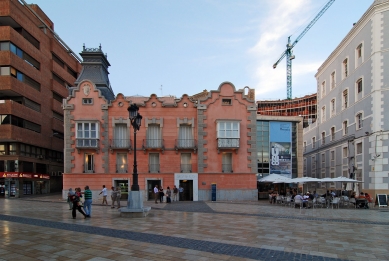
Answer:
[{"left": 249, "top": 0, "right": 322, "bottom": 99}]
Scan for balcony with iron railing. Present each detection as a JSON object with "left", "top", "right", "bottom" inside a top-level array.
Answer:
[
  {"left": 217, "top": 138, "right": 239, "bottom": 153},
  {"left": 148, "top": 164, "right": 160, "bottom": 173},
  {"left": 222, "top": 164, "right": 233, "bottom": 173},
  {"left": 180, "top": 164, "right": 192, "bottom": 173},
  {"left": 175, "top": 139, "right": 197, "bottom": 153},
  {"left": 116, "top": 164, "right": 128, "bottom": 173},
  {"left": 110, "top": 139, "right": 132, "bottom": 151},
  {"left": 143, "top": 139, "right": 164, "bottom": 151},
  {"left": 76, "top": 138, "right": 99, "bottom": 153}
]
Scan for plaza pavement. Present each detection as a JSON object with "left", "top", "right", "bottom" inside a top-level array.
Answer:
[{"left": 0, "top": 194, "right": 388, "bottom": 261}]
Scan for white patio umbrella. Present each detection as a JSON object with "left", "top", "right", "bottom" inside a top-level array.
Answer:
[
  {"left": 290, "top": 177, "right": 321, "bottom": 193},
  {"left": 257, "top": 174, "right": 291, "bottom": 183}
]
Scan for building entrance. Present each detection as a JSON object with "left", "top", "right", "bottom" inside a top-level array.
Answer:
[
  {"left": 147, "top": 180, "right": 161, "bottom": 200},
  {"left": 179, "top": 180, "right": 193, "bottom": 201},
  {"left": 114, "top": 180, "right": 128, "bottom": 200}
]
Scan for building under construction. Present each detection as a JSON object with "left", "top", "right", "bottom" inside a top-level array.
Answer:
[{"left": 257, "top": 94, "right": 317, "bottom": 128}]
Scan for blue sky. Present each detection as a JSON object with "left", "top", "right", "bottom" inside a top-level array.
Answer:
[{"left": 30, "top": 0, "right": 373, "bottom": 100}]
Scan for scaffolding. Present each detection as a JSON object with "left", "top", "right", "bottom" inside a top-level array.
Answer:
[{"left": 257, "top": 94, "right": 317, "bottom": 128}]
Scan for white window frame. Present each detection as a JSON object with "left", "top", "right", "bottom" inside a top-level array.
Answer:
[
  {"left": 343, "top": 147, "right": 348, "bottom": 158},
  {"left": 330, "top": 99, "right": 335, "bottom": 117},
  {"left": 343, "top": 89, "right": 348, "bottom": 109},
  {"left": 356, "top": 142, "right": 362, "bottom": 155},
  {"left": 76, "top": 121, "right": 99, "bottom": 147},
  {"left": 222, "top": 152, "right": 233, "bottom": 173},
  {"left": 312, "top": 137, "right": 316, "bottom": 149},
  {"left": 321, "top": 132, "right": 325, "bottom": 145},
  {"left": 342, "top": 58, "right": 348, "bottom": 79},
  {"left": 356, "top": 113, "right": 363, "bottom": 130},
  {"left": 321, "top": 81, "right": 326, "bottom": 97},
  {"left": 149, "top": 153, "right": 160, "bottom": 173},
  {"left": 330, "top": 71, "right": 336, "bottom": 90},
  {"left": 84, "top": 153, "right": 94, "bottom": 173},
  {"left": 356, "top": 78, "right": 362, "bottom": 94},
  {"left": 321, "top": 106, "right": 326, "bottom": 123},
  {"left": 331, "top": 127, "right": 335, "bottom": 141},
  {"left": 217, "top": 121, "right": 240, "bottom": 138},
  {"left": 343, "top": 120, "right": 348, "bottom": 136}
]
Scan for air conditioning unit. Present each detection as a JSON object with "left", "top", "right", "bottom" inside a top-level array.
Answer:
[{"left": 38, "top": 155, "right": 44, "bottom": 159}]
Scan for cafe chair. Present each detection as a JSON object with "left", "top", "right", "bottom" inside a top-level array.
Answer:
[
  {"left": 293, "top": 198, "right": 303, "bottom": 209},
  {"left": 349, "top": 198, "right": 357, "bottom": 208},
  {"left": 276, "top": 195, "right": 283, "bottom": 204},
  {"left": 330, "top": 197, "right": 340, "bottom": 209},
  {"left": 284, "top": 196, "right": 292, "bottom": 207}
]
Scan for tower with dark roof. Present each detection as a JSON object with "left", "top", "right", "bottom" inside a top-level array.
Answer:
[{"left": 74, "top": 44, "right": 115, "bottom": 101}]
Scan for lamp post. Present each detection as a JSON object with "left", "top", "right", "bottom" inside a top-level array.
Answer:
[{"left": 128, "top": 104, "right": 142, "bottom": 191}]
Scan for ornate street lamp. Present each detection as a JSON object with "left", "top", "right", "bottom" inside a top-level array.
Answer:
[{"left": 128, "top": 104, "right": 142, "bottom": 191}]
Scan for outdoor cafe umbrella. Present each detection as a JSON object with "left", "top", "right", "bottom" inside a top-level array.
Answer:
[
  {"left": 319, "top": 176, "right": 362, "bottom": 195},
  {"left": 257, "top": 173, "right": 291, "bottom": 183},
  {"left": 290, "top": 177, "right": 321, "bottom": 193}
]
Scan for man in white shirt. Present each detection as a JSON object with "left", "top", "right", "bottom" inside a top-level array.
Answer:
[
  {"left": 99, "top": 185, "right": 108, "bottom": 205},
  {"left": 154, "top": 185, "right": 159, "bottom": 204}
]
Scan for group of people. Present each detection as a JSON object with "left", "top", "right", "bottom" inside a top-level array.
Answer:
[
  {"left": 351, "top": 191, "right": 372, "bottom": 208},
  {"left": 154, "top": 185, "right": 184, "bottom": 203},
  {"left": 67, "top": 186, "right": 92, "bottom": 219},
  {"left": 269, "top": 188, "right": 374, "bottom": 209},
  {"left": 67, "top": 184, "right": 123, "bottom": 219}
]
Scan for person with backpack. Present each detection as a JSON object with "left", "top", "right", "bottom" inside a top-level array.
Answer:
[{"left": 69, "top": 188, "right": 87, "bottom": 219}]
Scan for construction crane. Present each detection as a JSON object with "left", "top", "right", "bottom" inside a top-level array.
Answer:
[{"left": 273, "top": 0, "right": 335, "bottom": 99}]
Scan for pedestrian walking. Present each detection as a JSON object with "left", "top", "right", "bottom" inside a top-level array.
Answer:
[
  {"left": 172, "top": 185, "right": 178, "bottom": 202},
  {"left": 99, "top": 185, "right": 108, "bottom": 205},
  {"left": 111, "top": 186, "right": 117, "bottom": 208},
  {"left": 116, "top": 187, "right": 121, "bottom": 208},
  {"left": 83, "top": 185, "right": 92, "bottom": 218},
  {"left": 67, "top": 188, "right": 74, "bottom": 210},
  {"left": 154, "top": 185, "right": 159, "bottom": 204},
  {"left": 69, "top": 188, "right": 87, "bottom": 219}
]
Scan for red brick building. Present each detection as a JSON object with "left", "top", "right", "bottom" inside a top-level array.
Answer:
[
  {"left": 0, "top": 0, "right": 81, "bottom": 197},
  {"left": 63, "top": 47, "right": 258, "bottom": 201}
]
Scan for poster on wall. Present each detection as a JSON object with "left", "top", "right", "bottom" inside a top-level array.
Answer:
[{"left": 269, "top": 122, "right": 292, "bottom": 179}]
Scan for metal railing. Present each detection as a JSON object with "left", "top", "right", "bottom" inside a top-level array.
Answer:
[
  {"left": 149, "top": 164, "right": 160, "bottom": 173},
  {"left": 76, "top": 138, "right": 99, "bottom": 148},
  {"left": 180, "top": 164, "right": 192, "bottom": 173},
  {"left": 175, "top": 139, "right": 197, "bottom": 149},
  {"left": 217, "top": 138, "right": 239, "bottom": 148},
  {"left": 222, "top": 164, "right": 233, "bottom": 173},
  {"left": 143, "top": 139, "right": 164, "bottom": 149},
  {"left": 110, "top": 139, "right": 132, "bottom": 149}
]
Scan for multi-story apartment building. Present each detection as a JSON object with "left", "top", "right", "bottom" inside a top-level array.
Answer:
[
  {"left": 257, "top": 94, "right": 317, "bottom": 128},
  {"left": 0, "top": 0, "right": 81, "bottom": 197},
  {"left": 303, "top": 0, "right": 389, "bottom": 199}
]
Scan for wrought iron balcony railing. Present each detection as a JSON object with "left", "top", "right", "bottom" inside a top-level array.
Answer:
[
  {"left": 180, "top": 164, "right": 192, "bottom": 173},
  {"left": 222, "top": 164, "right": 233, "bottom": 173},
  {"left": 217, "top": 138, "right": 239, "bottom": 149},
  {"left": 175, "top": 139, "right": 197, "bottom": 152},
  {"left": 143, "top": 139, "right": 164, "bottom": 151},
  {"left": 76, "top": 138, "right": 99, "bottom": 153},
  {"left": 148, "top": 164, "right": 160, "bottom": 173},
  {"left": 110, "top": 139, "right": 132, "bottom": 150}
]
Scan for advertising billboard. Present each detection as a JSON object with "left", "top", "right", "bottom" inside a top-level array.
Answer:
[{"left": 269, "top": 122, "right": 292, "bottom": 178}]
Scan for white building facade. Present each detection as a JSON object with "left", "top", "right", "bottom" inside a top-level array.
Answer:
[{"left": 303, "top": 0, "right": 389, "bottom": 198}]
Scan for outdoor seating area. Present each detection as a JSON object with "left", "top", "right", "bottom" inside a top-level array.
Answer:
[
  {"left": 268, "top": 194, "right": 371, "bottom": 210},
  {"left": 258, "top": 174, "right": 373, "bottom": 210}
]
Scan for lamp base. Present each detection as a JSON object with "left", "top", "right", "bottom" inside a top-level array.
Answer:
[{"left": 119, "top": 191, "right": 151, "bottom": 218}]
